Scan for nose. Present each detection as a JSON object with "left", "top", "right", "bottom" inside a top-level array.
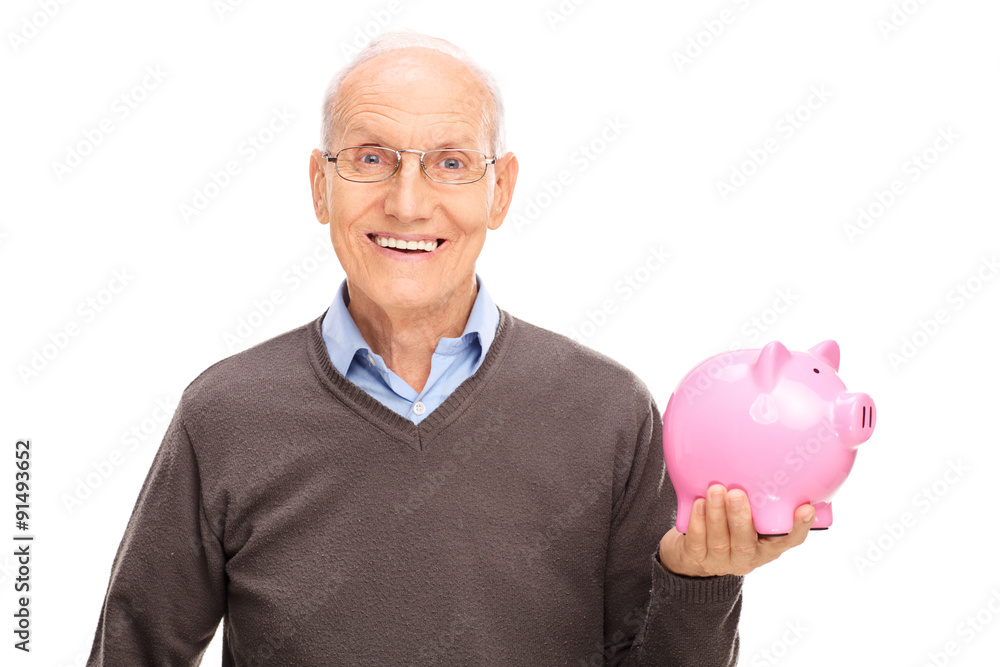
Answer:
[
  {"left": 835, "top": 392, "right": 876, "bottom": 449},
  {"left": 383, "top": 151, "right": 434, "bottom": 224}
]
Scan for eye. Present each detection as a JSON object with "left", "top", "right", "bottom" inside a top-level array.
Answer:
[
  {"left": 813, "top": 368, "right": 820, "bottom": 373},
  {"left": 439, "top": 156, "right": 465, "bottom": 170},
  {"left": 360, "top": 153, "right": 383, "bottom": 164}
]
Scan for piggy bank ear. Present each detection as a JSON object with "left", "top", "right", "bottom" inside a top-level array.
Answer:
[
  {"left": 752, "top": 341, "right": 792, "bottom": 392},
  {"left": 809, "top": 340, "right": 840, "bottom": 372}
]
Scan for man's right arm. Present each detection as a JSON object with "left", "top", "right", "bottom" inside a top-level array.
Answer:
[
  {"left": 603, "top": 393, "right": 743, "bottom": 667},
  {"left": 87, "top": 408, "right": 227, "bottom": 666}
]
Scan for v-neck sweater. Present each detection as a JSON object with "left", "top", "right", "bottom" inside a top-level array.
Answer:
[{"left": 87, "top": 308, "right": 743, "bottom": 666}]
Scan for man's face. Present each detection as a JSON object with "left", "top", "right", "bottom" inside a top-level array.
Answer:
[{"left": 310, "top": 48, "right": 517, "bottom": 316}]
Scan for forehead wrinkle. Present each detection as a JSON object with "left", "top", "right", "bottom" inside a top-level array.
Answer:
[
  {"left": 349, "top": 49, "right": 488, "bottom": 100},
  {"left": 345, "top": 114, "right": 481, "bottom": 143},
  {"left": 330, "top": 51, "right": 494, "bottom": 151},
  {"left": 335, "top": 100, "right": 489, "bottom": 151},
  {"left": 344, "top": 81, "right": 483, "bottom": 107},
  {"left": 338, "top": 87, "right": 486, "bottom": 124}
]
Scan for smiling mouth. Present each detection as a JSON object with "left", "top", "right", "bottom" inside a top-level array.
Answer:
[{"left": 367, "top": 233, "right": 446, "bottom": 253}]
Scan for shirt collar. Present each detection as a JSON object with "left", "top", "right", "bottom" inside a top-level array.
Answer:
[{"left": 321, "top": 273, "right": 499, "bottom": 377}]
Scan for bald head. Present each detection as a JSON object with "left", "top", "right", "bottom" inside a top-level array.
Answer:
[{"left": 320, "top": 32, "right": 505, "bottom": 157}]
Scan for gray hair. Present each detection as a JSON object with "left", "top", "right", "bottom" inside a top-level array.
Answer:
[{"left": 319, "top": 30, "right": 506, "bottom": 158}]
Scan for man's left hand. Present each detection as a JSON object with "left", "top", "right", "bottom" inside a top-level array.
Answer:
[{"left": 658, "top": 484, "right": 815, "bottom": 578}]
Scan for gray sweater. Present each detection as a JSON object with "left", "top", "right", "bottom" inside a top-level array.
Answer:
[{"left": 87, "top": 308, "right": 743, "bottom": 666}]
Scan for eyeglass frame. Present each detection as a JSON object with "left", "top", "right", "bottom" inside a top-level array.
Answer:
[{"left": 321, "top": 146, "right": 498, "bottom": 184}]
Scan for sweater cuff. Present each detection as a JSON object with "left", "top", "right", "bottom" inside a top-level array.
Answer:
[{"left": 652, "top": 550, "right": 744, "bottom": 603}]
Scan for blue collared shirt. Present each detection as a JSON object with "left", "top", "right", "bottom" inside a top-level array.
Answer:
[{"left": 320, "top": 273, "right": 499, "bottom": 424}]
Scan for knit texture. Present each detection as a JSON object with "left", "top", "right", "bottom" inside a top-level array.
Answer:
[{"left": 87, "top": 308, "right": 743, "bottom": 666}]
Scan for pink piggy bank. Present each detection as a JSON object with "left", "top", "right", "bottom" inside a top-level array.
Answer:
[{"left": 662, "top": 340, "right": 875, "bottom": 536}]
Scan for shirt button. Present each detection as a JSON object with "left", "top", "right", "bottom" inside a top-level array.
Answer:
[
  {"left": 367, "top": 353, "right": 375, "bottom": 365},
  {"left": 413, "top": 401, "right": 426, "bottom": 415}
]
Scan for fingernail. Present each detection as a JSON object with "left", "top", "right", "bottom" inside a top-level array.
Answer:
[
  {"left": 728, "top": 493, "right": 744, "bottom": 510},
  {"left": 709, "top": 487, "right": 725, "bottom": 507},
  {"left": 696, "top": 500, "right": 706, "bottom": 516},
  {"left": 804, "top": 508, "right": 815, "bottom": 523}
]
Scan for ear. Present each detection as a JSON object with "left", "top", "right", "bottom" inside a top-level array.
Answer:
[
  {"left": 309, "top": 148, "right": 331, "bottom": 225},
  {"left": 808, "top": 340, "right": 840, "bottom": 372},
  {"left": 487, "top": 152, "right": 519, "bottom": 231},
  {"left": 751, "top": 341, "right": 793, "bottom": 392}
]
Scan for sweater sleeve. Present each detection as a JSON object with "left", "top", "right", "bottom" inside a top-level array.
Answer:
[
  {"left": 86, "top": 407, "right": 227, "bottom": 666},
  {"left": 604, "top": 394, "right": 743, "bottom": 667}
]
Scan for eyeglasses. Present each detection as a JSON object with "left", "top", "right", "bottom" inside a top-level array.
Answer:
[{"left": 322, "top": 146, "right": 497, "bottom": 184}]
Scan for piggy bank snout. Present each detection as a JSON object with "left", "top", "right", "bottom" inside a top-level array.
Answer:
[{"left": 835, "top": 392, "right": 876, "bottom": 449}]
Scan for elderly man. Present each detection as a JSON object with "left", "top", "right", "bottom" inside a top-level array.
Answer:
[{"left": 87, "top": 31, "right": 815, "bottom": 666}]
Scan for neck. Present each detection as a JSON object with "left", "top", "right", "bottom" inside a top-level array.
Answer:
[{"left": 346, "top": 275, "right": 478, "bottom": 392}]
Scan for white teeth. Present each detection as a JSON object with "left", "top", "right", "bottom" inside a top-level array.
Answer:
[{"left": 372, "top": 235, "right": 438, "bottom": 252}]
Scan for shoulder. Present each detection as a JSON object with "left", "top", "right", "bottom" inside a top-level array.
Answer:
[
  {"left": 176, "top": 315, "right": 321, "bottom": 425},
  {"left": 501, "top": 309, "right": 656, "bottom": 417}
]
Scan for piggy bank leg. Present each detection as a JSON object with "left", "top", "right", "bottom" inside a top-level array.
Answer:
[
  {"left": 675, "top": 496, "right": 695, "bottom": 534},
  {"left": 751, "top": 502, "right": 796, "bottom": 536},
  {"left": 810, "top": 502, "right": 833, "bottom": 530}
]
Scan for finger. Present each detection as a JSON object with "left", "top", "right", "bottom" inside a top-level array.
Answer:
[
  {"left": 704, "top": 484, "right": 731, "bottom": 562},
  {"left": 758, "top": 504, "right": 816, "bottom": 559},
  {"left": 786, "top": 503, "right": 816, "bottom": 546},
  {"left": 725, "top": 489, "right": 758, "bottom": 572},
  {"left": 684, "top": 497, "right": 708, "bottom": 562}
]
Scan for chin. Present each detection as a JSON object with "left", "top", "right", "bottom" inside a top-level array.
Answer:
[{"left": 373, "top": 276, "right": 443, "bottom": 304}]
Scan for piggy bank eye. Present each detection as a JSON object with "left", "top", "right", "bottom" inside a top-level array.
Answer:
[{"left": 813, "top": 368, "right": 820, "bottom": 373}]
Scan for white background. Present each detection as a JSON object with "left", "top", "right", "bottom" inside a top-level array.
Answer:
[{"left": 2, "top": 0, "right": 998, "bottom": 665}]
